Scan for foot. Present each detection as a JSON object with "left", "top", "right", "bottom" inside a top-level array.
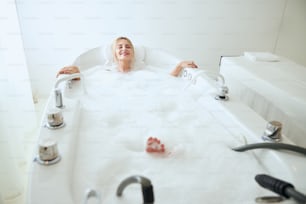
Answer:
[{"left": 146, "top": 137, "right": 165, "bottom": 153}]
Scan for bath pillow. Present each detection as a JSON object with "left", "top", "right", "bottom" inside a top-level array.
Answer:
[{"left": 103, "top": 43, "right": 146, "bottom": 66}]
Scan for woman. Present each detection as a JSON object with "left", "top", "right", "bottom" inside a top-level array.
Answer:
[{"left": 56, "top": 36, "right": 198, "bottom": 77}]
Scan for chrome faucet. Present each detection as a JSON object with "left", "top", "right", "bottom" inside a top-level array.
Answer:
[
  {"left": 53, "top": 73, "right": 83, "bottom": 108},
  {"left": 54, "top": 88, "right": 64, "bottom": 108},
  {"left": 116, "top": 175, "right": 154, "bottom": 204},
  {"left": 216, "top": 84, "right": 229, "bottom": 101},
  {"left": 183, "top": 69, "right": 229, "bottom": 101},
  {"left": 262, "top": 121, "right": 282, "bottom": 142},
  {"left": 210, "top": 73, "right": 229, "bottom": 100}
]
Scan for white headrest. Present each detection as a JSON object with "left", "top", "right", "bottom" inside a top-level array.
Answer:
[{"left": 103, "top": 44, "right": 146, "bottom": 65}]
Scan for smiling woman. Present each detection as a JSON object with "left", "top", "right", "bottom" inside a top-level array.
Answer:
[
  {"left": 56, "top": 36, "right": 198, "bottom": 78},
  {"left": 112, "top": 37, "right": 135, "bottom": 72}
]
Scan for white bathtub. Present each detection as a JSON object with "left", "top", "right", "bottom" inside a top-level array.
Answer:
[{"left": 27, "top": 63, "right": 306, "bottom": 203}]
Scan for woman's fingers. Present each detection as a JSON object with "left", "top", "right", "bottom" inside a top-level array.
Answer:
[
  {"left": 184, "top": 61, "right": 198, "bottom": 68},
  {"left": 56, "top": 66, "right": 80, "bottom": 78}
]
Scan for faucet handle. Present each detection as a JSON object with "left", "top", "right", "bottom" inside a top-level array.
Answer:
[
  {"left": 266, "top": 121, "right": 282, "bottom": 134},
  {"left": 263, "top": 121, "right": 282, "bottom": 142}
]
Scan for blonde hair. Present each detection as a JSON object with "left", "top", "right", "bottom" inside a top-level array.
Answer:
[{"left": 112, "top": 36, "right": 135, "bottom": 63}]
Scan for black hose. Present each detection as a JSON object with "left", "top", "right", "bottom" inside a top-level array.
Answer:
[
  {"left": 116, "top": 175, "right": 154, "bottom": 204},
  {"left": 232, "top": 143, "right": 306, "bottom": 156},
  {"left": 255, "top": 174, "right": 306, "bottom": 203}
]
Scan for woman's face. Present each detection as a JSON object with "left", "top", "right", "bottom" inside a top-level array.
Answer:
[{"left": 114, "top": 39, "right": 134, "bottom": 62}]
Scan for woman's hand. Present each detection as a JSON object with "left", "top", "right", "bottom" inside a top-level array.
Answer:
[
  {"left": 56, "top": 66, "right": 80, "bottom": 80},
  {"left": 170, "top": 60, "right": 198, "bottom": 77}
]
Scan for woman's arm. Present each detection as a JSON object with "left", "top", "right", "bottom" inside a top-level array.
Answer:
[
  {"left": 56, "top": 66, "right": 81, "bottom": 79},
  {"left": 170, "top": 61, "right": 198, "bottom": 77}
]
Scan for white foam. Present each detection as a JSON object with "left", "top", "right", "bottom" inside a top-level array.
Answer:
[{"left": 72, "top": 67, "right": 268, "bottom": 203}]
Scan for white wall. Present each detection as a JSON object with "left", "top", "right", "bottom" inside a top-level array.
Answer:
[
  {"left": 16, "top": 0, "right": 303, "bottom": 98},
  {"left": 0, "top": 1, "right": 37, "bottom": 203},
  {"left": 275, "top": 0, "right": 306, "bottom": 66}
]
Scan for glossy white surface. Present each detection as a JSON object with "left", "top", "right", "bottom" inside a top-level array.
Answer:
[{"left": 220, "top": 56, "right": 306, "bottom": 147}]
